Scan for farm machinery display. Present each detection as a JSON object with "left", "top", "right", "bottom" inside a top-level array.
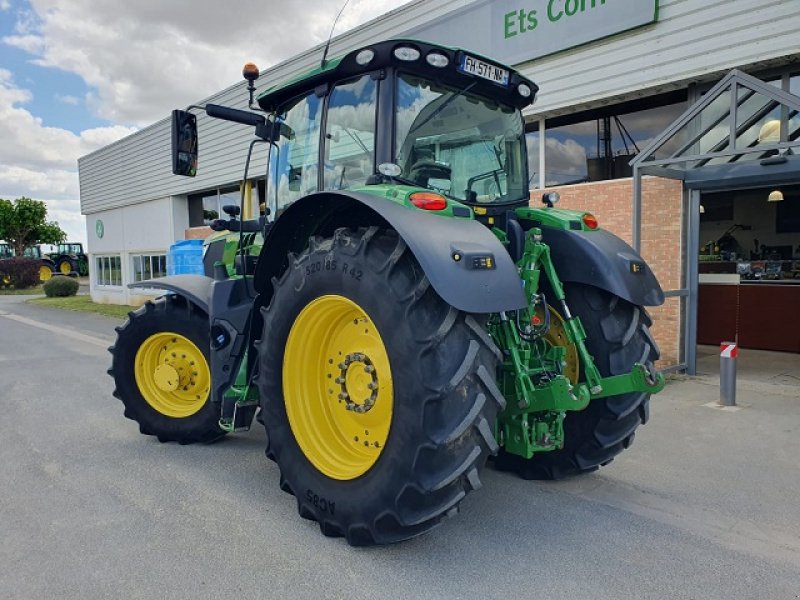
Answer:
[{"left": 109, "top": 40, "right": 665, "bottom": 545}]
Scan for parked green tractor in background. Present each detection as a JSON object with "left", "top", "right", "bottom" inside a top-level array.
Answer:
[
  {"left": 48, "top": 242, "right": 89, "bottom": 276},
  {"left": 109, "top": 40, "right": 665, "bottom": 545},
  {"left": 0, "top": 242, "right": 56, "bottom": 282}
]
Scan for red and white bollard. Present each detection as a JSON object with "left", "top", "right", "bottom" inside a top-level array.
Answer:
[{"left": 719, "top": 342, "right": 738, "bottom": 406}]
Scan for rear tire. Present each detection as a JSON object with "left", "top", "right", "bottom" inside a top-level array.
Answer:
[
  {"left": 57, "top": 257, "right": 77, "bottom": 275},
  {"left": 494, "top": 283, "right": 659, "bottom": 480},
  {"left": 257, "top": 227, "right": 504, "bottom": 545},
  {"left": 109, "top": 296, "right": 225, "bottom": 444}
]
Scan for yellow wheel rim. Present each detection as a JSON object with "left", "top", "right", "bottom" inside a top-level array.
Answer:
[
  {"left": 134, "top": 332, "right": 211, "bottom": 418},
  {"left": 1, "top": 274, "right": 10, "bottom": 286},
  {"left": 283, "top": 295, "right": 393, "bottom": 480},
  {"left": 536, "top": 305, "right": 580, "bottom": 384},
  {"left": 59, "top": 261, "right": 72, "bottom": 274},
  {"left": 39, "top": 265, "right": 52, "bottom": 281}
]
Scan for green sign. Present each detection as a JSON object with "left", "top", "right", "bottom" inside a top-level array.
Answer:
[
  {"left": 408, "top": 0, "right": 658, "bottom": 66},
  {"left": 96, "top": 219, "right": 104, "bottom": 239}
]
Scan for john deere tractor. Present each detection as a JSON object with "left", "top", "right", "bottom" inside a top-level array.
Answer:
[
  {"left": 0, "top": 243, "right": 56, "bottom": 282},
  {"left": 109, "top": 40, "right": 664, "bottom": 545},
  {"left": 49, "top": 242, "right": 89, "bottom": 276}
]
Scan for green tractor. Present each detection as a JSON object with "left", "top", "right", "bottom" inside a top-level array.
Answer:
[
  {"left": 109, "top": 40, "right": 665, "bottom": 545},
  {"left": 49, "top": 242, "right": 89, "bottom": 276},
  {"left": 0, "top": 242, "right": 56, "bottom": 282}
]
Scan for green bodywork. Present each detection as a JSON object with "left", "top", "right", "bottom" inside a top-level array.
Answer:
[
  {"left": 214, "top": 185, "right": 663, "bottom": 458},
  {"left": 490, "top": 206, "right": 664, "bottom": 459}
]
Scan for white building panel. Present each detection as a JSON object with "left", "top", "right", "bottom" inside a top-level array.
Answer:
[{"left": 87, "top": 196, "right": 180, "bottom": 305}]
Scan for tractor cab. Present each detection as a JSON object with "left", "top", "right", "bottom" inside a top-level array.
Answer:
[
  {"left": 260, "top": 41, "right": 536, "bottom": 223},
  {"left": 172, "top": 40, "right": 537, "bottom": 227}
]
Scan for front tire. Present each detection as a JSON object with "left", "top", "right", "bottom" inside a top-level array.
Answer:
[
  {"left": 257, "top": 227, "right": 504, "bottom": 545},
  {"left": 109, "top": 296, "right": 225, "bottom": 444},
  {"left": 494, "top": 283, "right": 659, "bottom": 480}
]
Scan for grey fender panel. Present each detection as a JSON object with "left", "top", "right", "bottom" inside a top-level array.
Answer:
[
  {"left": 259, "top": 191, "right": 527, "bottom": 314},
  {"left": 540, "top": 227, "right": 665, "bottom": 307},
  {"left": 128, "top": 274, "right": 214, "bottom": 314}
]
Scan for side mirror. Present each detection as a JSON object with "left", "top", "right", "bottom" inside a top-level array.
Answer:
[
  {"left": 222, "top": 204, "right": 241, "bottom": 218},
  {"left": 171, "top": 110, "right": 198, "bottom": 177}
]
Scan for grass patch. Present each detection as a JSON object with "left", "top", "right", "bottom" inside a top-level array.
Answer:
[
  {"left": 29, "top": 295, "right": 136, "bottom": 320},
  {"left": 0, "top": 285, "right": 44, "bottom": 295}
]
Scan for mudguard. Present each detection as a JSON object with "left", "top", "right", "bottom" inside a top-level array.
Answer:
[
  {"left": 540, "top": 227, "right": 665, "bottom": 307},
  {"left": 130, "top": 274, "right": 255, "bottom": 406},
  {"left": 254, "top": 191, "right": 528, "bottom": 314},
  {"left": 129, "top": 274, "right": 213, "bottom": 313}
]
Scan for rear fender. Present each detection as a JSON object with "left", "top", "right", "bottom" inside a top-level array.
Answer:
[
  {"left": 254, "top": 191, "right": 527, "bottom": 313},
  {"left": 539, "top": 227, "right": 665, "bottom": 307}
]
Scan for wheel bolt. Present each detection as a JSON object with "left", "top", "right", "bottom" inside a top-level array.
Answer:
[
  {"left": 367, "top": 382, "right": 378, "bottom": 390},
  {"left": 363, "top": 365, "right": 375, "bottom": 373}
]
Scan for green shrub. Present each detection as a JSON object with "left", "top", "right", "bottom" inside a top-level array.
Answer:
[
  {"left": 0, "top": 257, "right": 41, "bottom": 289},
  {"left": 43, "top": 275, "right": 80, "bottom": 297}
]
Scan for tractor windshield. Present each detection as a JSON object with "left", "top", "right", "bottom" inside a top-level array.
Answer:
[{"left": 395, "top": 73, "right": 528, "bottom": 206}]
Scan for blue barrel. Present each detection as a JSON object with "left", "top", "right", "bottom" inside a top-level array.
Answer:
[{"left": 167, "top": 239, "right": 204, "bottom": 276}]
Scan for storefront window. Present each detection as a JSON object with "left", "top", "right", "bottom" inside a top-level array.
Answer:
[
  {"left": 543, "top": 100, "right": 687, "bottom": 185},
  {"left": 95, "top": 255, "right": 122, "bottom": 287},
  {"left": 544, "top": 122, "right": 590, "bottom": 186},
  {"left": 132, "top": 254, "right": 167, "bottom": 282},
  {"left": 525, "top": 129, "right": 540, "bottom": 189},
  {"left": 789, "top": 73, "right": 800, "bottom": 151}
]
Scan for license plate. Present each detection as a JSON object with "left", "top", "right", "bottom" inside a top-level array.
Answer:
[{"left": 459, "top": 55, "right": 509, "bottom": 87}]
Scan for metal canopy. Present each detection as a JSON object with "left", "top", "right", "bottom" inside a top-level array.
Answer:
[
  {"left": 628, "top": 69, "right": 800, "bottom": 374},
  {"left": 632, "top": 68, "right": 800, "bottom": 248}
]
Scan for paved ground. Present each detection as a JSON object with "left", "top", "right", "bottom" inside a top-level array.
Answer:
[{"left": 1, "top": 294, "right": 799, "bottom": 599}]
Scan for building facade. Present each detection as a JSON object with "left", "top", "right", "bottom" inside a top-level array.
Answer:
[{"left": 79, "top": 0, "right": 800, "bottom": 370}]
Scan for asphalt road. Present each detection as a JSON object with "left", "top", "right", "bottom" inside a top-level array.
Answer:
[{"left": 1, "top": 294, "right": 799, "bottom": 599}]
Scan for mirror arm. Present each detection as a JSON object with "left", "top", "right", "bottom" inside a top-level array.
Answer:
[{"left": 209, "top": 218, "right": 261, "bottom": 233}]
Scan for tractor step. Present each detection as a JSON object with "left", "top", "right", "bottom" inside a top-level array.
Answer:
[{"left": 220, "top": 394, "right": 259, "bottom": 433}]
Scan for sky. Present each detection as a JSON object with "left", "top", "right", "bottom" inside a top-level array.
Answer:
[{"left": 0, "top": 0, "right": 406, "bottom": 244}]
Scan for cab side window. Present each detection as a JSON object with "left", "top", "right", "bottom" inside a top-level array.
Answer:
[
  {"left": 274, "top": 92, "right": 323, "bottom": 211},
  {"left": 323, "top": 76, "right": 377, "bottom": 191}
]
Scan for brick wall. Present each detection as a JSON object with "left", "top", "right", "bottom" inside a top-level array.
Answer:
[
  {"left": 185, "top": 226, "right": 213, "bottom": 240},
  {"left": 533, "top": 176, "right": 684, "bottom": 368}
]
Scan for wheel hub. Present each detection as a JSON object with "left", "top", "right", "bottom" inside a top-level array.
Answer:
[
  {"left": 338, "top": 353, "right": 378, "bottom": 413},
  {"left": 153, "top": 363, "right": 179, "bottom": 392},
  {"left": 134, "top": 332, "right": 210, "bottom": 418}
]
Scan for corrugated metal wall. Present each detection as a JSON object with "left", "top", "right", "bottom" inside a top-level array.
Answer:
[
  {"left": 79, "top": 0, "right": 800, "bottom": 214},
  {"left": 523, "top": 0, "right": 800, "bottom": 119}
]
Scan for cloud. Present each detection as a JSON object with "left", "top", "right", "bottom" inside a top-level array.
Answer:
[
  {"left": 0, "top": 70, "right": 134, "bottom": 244},
  {"left": 5, "top": 0, "right": 408, "bottom": 127},
  {"left": 0, "top": 69, "right": 136, "bottom": 171},
  {"left": 0, "top": 0, "right": 407, "bottom": 245},
  {"left": 54, "top": 92, "right": 79, "bottom": 105}
]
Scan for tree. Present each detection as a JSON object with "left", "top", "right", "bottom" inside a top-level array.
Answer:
[{"left": 0, "top": 197, "right": 67, "bottom": 256}]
